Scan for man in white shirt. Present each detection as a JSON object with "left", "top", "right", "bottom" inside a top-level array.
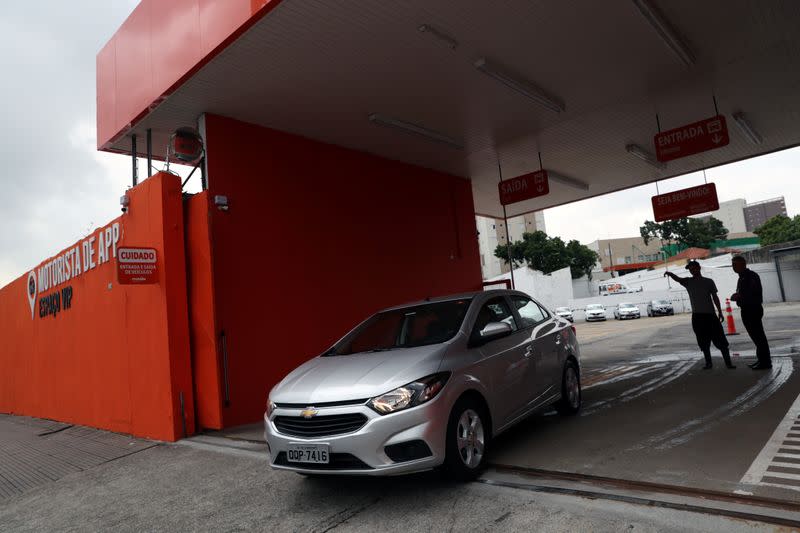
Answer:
[{"left": 665, "top": 261, "right": 735, "bottom": 369}]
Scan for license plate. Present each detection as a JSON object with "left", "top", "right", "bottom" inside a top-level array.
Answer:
[{"left": 287, "top": 443, "right": 330, "bottom": 464}]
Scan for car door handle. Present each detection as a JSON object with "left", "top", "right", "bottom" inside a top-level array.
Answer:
[
  {"left": 524, "top": 345, "right": 534, "bottom": 357},
  {"left": 554, "top": 335, "right": 562, "bottom": 345}
]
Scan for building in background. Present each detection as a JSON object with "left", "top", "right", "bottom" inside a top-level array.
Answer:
[
  {"left": 693, "top": 198, "right": 748, "bottom": 234},
  {"left": 745, "top": 197, "right": 788, "bottom": 231},
  {"left": 693, "top": 196, "right": 788, "bottom": 235},
  {"left": 476, "top": 212, "right": 546, "bottom": 280},
  {"left": 587, "top": 237, "right": 665, "bottom": 275}
]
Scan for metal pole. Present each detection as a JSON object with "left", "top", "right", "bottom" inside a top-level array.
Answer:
[
  {"left": 774, "top": 254, "right": 786, "bottom": 302},
  {"left": 131, "top": 134, "right": 138, "bottom": 186},
  {"left": 496, "top": 157, "right": 515, "bottom": 290},
  {"left": 200, "top": 157, "right": 208, "bottom": 190},
  {"left": 146, "top": 128, "right": 153, "bottom": 177}
]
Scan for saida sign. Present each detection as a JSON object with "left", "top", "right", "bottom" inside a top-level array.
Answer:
[{"left": 26, "top": 222, "right": 120, "bottom": 319}]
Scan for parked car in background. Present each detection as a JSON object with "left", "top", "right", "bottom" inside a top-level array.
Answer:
[
  {"left": 647, "top": 299, "right": 674, "bottom": 317},
  {"left": 614, "top": 302, "right": 641, "bottom": 320},
  {"left": 555, "top": 307, "right": 574, "bottom": 322},
  {"left": 584, "top": 304, "right": 607, "bottom": 322},
  {"left": 264, "top": 290, "right": 582, "bottom": 480}
]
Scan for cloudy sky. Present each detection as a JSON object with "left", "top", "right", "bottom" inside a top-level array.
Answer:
[
  {"left": 0, "top": 3, "right": 798, "bottom": 287},
  {"left": 0, "top": 2, "right": 197, "bottom": 288},
  {"left": 545, "top": 146, "right": 800, "bottom": 243}
]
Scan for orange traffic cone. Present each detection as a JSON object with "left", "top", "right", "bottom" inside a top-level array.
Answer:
[{"left": 725, "top": 298, "right": 739, "bottom": 336}]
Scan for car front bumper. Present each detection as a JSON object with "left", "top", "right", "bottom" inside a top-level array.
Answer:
[
  {"left": 619, "top": 312, "right": 640, "bottom": 319},
  {"left": 651, "top": 308, "right": 672, "bottom": 315},
  {"left": 586, "top": 314, "right": 606, "bottom": 321},
  {"left": 264, "top": 396, "right": 449, "bottom": 476}
]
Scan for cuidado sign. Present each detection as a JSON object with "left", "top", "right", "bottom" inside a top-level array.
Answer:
[
  {"left": 651, "top": 183, "right": 719, "bottom": 222},
  {"left": 117, "top": 247, "right": 159, "bottom": 285},
  {"left": 498, "top": 170, "right": 549, "bottom": 206},
  {"left": 654, "top": 115, "right": 729, "bottom": 162}
]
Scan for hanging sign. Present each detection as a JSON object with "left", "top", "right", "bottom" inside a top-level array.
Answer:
[
  {"left": 651, "top": 183, "right": 719, "bottom": 222},
  {"left": 498, "top": 170, "right": 549, "bottom": 206},
  {"left": 117, "top": 247, "right": 159, "bottom": 285},
  {"left": 654, "top": 115, "right": 729, "bottom": 162}
]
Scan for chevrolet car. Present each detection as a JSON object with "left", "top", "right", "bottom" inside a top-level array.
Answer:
[
  {"left": 647, "top": 299, "right": 674, "bottom": 316},
  {"left": 584, "top": 303, "right": 607, "bottom": 322},
  {"left": 554, "top": 307, "right": 574, "bottom": 322},
  {"left": 264, "top": 290, "right": 581, "bottom": 479},
  {"left": 614, "top": 302, "right": 641, "bottom": 320}
]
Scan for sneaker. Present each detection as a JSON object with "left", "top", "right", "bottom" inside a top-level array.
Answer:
[
  {"left": 703, "top": 363, "right": 713, "bottom": 369},
  {"left": 751, "top": 364, "right": 773, "bottom": 370}
]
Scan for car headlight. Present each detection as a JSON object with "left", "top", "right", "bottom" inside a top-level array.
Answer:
[
  {"left": 266, "top": 399, "right": 276, "bottom": 418},
  {"left": 368, "top": 372, "right": 450, "bottom": 415}
]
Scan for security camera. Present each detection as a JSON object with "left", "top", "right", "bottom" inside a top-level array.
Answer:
[
  {"left": 120, "top": 194, "right": 130, "bottom": 213},
  {"left": 214, "top": 195, "right": 229, "bottom": 212}
]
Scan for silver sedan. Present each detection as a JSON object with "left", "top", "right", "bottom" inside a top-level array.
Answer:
[{"left": 264, "top": 290, "right": 581, "bottom": 480}]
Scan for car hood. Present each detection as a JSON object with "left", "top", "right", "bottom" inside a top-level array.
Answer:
[{"left": 270, "top": 344, "right": 449, "bottom": 404}]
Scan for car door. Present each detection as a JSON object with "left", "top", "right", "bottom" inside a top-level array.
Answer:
[
  {"left": 468, "top": 296, "right": 531, "bottom": 427},
  {"left": 509, "top": 295, "right": 564, "bottom": 407}
]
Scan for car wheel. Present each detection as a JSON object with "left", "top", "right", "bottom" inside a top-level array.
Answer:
[
  {"left": 443, "top": 399, "right": 488, "bottom": 481},
  {"left": 556, "top": 360, "right": 581, "bottom": 415}
]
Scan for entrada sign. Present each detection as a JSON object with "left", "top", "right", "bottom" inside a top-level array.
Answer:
[
  {"left": 117, "top": 247, "right": 159, "bottom": 285},
  {"left": 651, "top": 183, "right": 719, "bottom": 222},
  {"left": 498, "top": 170, "right": 549, "bottom": 206},
  {"left": 26, "top": 221, "right": 121, "bottom": 319},
  {"left": 654, "top": 115, "right": 729, "bottom": 162}
]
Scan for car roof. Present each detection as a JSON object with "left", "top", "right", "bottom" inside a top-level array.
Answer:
[{"left": 379, "top": 289, "right": 529, "bottom": 313}]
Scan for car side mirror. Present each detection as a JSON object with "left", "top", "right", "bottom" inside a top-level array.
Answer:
[{"left": 471, "top": 321, "right": 513, "bottom": 347}]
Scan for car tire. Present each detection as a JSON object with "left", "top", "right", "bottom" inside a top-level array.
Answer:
[
  {"left": 556, "top": 360, "right": 581, "bottom": 416},
  {"left": 442, "top": 398, "right": 489, "bottom": 481}
]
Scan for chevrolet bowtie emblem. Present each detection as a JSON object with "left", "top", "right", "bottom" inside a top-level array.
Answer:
[{"left": 300, "top": 407, "right": 318, "bottom": 419}]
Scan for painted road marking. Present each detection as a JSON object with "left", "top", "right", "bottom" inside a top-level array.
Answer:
[{"left": 741, "top": 378, "right": 800, "bottom": 493}]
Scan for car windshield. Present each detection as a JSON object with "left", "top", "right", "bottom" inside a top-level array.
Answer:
[
  {"left": 555, "top": 307, "right": 570, "bottom": 313},
  {"left": 328, "top": 299, "right": 472, "bottom": 355},
  {"left": 655, "top": 300, "right": 670, "bottom": 305},
  {"left": 620, "top": 303, "right": 635, "bottom": 308},
  {"left": 586, "top": 304, "right": 604, "bottom": 310}
]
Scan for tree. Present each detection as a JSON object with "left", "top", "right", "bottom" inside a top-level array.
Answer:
[
  {"left": 567, "top": 239, "right": 599, "bottom": 280},
  {"left": 495, "top": 231, "right": 598, "bottom": 279},
  {"left": 640, "top": 216, "right": 728, "bottom": 249},
  {"left": 754, "top": 215, "right": 800, "bottom": 246}
]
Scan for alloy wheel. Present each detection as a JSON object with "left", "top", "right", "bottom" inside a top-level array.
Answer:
[
  {"left": 565, "top": 367, "right": 580, "bottom": 409},
  {"left": 456, "top": 409, "right": 485, "bottom": 469}
]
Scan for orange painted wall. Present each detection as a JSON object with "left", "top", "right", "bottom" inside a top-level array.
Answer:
[
  {"left": 201, "top": 114, "right": 483, "bottom": 427},
  {"left": 96, "top": 0, "right": 284, "bottom": 151},
  {"left": 0, "top": 173, "right": 194, "bottom": 441},
  {"left": 184, "top": 191, "right": 224, "bottom": 430}
]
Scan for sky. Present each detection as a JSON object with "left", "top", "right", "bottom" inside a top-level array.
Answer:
[
  {"left": 0, "top": 3, "right": 798, "bottom": 287},
  {"left": 0, "top": 2, "right": 198, "bottom": 289},
  {"left": 543, "top": 147, "right": 800, "bottom": 244}
]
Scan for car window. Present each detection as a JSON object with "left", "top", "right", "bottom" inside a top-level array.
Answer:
[
  {"left": 333, "top": 299, "right": 472, "bottom": 355},
  {"left": 510, "top": 295, "right": 548, "bottom": 328},
  {"left": 470, "top": 297, "right": 517, "bottom": 340}
]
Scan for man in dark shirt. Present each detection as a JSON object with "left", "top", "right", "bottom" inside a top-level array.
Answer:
[
  {"left": 731, "top": 256, "right": 772, "bottom": 370},
  {"left": 665, "top": 260, "right": 735, "bottom": 369}
]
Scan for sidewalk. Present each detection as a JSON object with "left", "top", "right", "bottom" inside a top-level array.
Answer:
[{"left": 0, "top": 414, "right": 155, "bottom": 501}]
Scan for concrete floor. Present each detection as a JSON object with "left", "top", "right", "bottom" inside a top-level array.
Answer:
[{"left": 1, "top": 303, "right": 799, "bottom": 531}]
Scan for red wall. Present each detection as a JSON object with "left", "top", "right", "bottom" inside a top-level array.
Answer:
[
  {"left": 0, "top": 173, "right": 194, "bottom": 441},
  {"left": 200, "top": 114, "right": 483, "bottom": 427},
  {"left": 97, "top": 0, "right": 283, "bottom": 151}
]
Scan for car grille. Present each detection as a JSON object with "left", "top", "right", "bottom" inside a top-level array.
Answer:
[
  {"left": 273, "top": 413, "right": 368, "bottom": 438},
  {"left": 273, "top": 452, "right": 373, "bottom": 470}
]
